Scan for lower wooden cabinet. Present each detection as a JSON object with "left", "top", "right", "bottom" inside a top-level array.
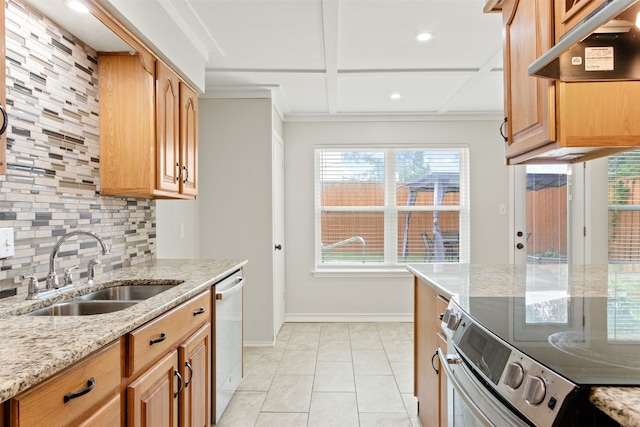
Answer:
[
  {"left": 127, "top": 323, "right": 211, "bottom": 427},
  {"left": 8, "top": 340, "right": 122, "bottom": 427},
  {"left": 414, "top": 277, "right": 450, "bottom": 427},
  {"left": 6, "top": 289, "right": 213, "bottom": 427}
]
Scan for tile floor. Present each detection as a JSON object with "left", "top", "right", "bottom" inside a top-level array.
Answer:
[{"left": 216, "top": 322, "right": 420, "bottom": 427}]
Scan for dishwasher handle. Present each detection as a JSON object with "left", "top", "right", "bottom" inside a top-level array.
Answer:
[{"left": 215, "top": 277, "right": 245, "bottom": 300}]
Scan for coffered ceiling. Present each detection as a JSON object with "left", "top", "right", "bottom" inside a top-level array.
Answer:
[{"left": 26, "top": 0, "right": 505, "bottom": 120}]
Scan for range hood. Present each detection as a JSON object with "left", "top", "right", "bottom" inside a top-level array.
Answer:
[{"left": 529, "top": 0, "right": 640, "bottom": 81}]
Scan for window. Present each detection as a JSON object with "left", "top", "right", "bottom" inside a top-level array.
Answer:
[
  {"left": 608, "top": 150, "right": 640, "bottom": 263},
  {"left": 315, "top": 147, "right": 470, "bottom": 269}
]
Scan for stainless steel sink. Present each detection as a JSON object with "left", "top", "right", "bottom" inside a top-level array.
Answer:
[
  {"left": 22, "top": 280, "right": 183, "bottom": 316},
  {"left": 77, "top": 284, "right": 178, "bottom": 301},
  {"left": 24, "top": 301, "right": 138, "bottom": 316}
]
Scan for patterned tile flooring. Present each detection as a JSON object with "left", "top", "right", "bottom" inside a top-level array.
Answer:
[{"left": 216, "top": 322, "right": 420, "bottom": 427}]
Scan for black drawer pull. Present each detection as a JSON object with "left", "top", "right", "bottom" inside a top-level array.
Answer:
[
  {"left": 150, "top": 332, "right": 167, "bottom": 345},
  {"left": 193, "top": 307, "right": 205, "bottom": 316},
  {"left": 64, "top": 377, "right": 95, "bottom": 403}
]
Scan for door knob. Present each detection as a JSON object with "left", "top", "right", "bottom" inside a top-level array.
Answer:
[{"left": 275, "top": 244, "right": 282, "bottom": 250}]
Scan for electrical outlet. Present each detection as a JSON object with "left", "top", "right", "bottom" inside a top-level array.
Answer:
[{"left": 0, "top": 228, "right": 15, "bottom": 258}]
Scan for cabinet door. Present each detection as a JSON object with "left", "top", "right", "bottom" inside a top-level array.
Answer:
[
  {"left": 127, "top": 350, "right": 180, "bottom": 427},
  {"left": 414, "top": 278, "right": 438, "bottom": 427},
  {"left": 502, "top": 0, "right": 555, "bottom": 160},
  {"left": 156, "top": 62, "right": 181, "bottom": 193},
  {"left": 73, "top": 394, "right": 121, "bottom": 427},
  {"left": 179, "top": 323, "right": 211, "bottom": 427},
  {"left": 556, "top": 0, "right": 606, "bottom": 39},
  {"left": 179, "top": 82, "right": 198, "bottom": 197}
]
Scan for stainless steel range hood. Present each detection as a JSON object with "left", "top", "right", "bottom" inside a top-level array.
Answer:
[{"left": 529, "top": 0, "right": 640, "bottom": 81}]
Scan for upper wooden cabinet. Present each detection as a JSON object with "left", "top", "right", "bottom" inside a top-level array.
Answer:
[
  {"left": 495, "top": 0, "right": 640, "bottom": 164},
  {"left": 556, "top": 0, "right": 607, "bottom": 39},
  {"left": 99, "top": 55, "right": 198, "bottom": 199}
]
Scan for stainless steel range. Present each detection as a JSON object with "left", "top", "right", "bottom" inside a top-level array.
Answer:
[{"left": 439, "top": 290, "right": 640, "bottom": 427}]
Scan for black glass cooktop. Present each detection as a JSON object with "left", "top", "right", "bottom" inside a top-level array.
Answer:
[{"left": 461, "top": 295, "right": 640, "bottom": 386}]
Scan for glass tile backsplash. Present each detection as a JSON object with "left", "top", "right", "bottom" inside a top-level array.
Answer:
[{"left": 0, "top": 0, "right": 156, "bottom": 294}]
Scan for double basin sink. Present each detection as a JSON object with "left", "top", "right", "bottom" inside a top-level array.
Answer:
[{"left": 23, "top": 281, "right": 183, "bottom": 317}]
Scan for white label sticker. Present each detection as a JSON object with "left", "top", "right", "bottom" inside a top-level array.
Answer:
[
  {"left": 584, "top": 47, "right": 614, "bottom": 71},
  {"left": 571, "top": 57, "right": 583, "bottom": 66}
]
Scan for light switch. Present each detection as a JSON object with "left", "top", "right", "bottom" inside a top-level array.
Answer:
[{"left": 0, "top": 228, "right": 14, "bottom": 258}]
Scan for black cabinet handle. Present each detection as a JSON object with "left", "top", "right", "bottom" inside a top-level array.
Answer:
[
  {"left": 275, "top": 244, "right": 282, "bottom": 250},
  {"left": 0, "top": 105, "right": 7, "bottom": 136},
  {"left": 183, "top": 166, "right": 189, "bottom": 183},
  {"left": 64, "top": 377, "right": 95, "bottom": 403},
  {"left": 193, "top": 307, "right": 205, "bottom": 316},
  {"left": 516, "top": 243, "right": 524, "bottom": 250},
  {"left": 499, "top": 117, "right": 508, "bottom": 142},
  {"left": 185, "top": 361, "right": 193, "bottom": 387},
  {"left": 431, "top": 350, "right": 439, "bottom": 375},
  {"left": 174, "top": 369, "right": 183, "bottom": 398},
  {"left": 150, "top": 332, "right": 167, "bottom": 345},
  {"left": 176, "top": 162, "right": 181, "bottom": 182}
]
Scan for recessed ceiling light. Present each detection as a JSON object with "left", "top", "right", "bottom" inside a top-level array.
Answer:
[
  {"left": 66, "top": 0, "right": 90, "bottom": 13},
  {"left": 416, "top": 33, "right": 433, "bottom": 42},
  {"left": 390, "top": 93, "right": 401, "bottom": 100}
]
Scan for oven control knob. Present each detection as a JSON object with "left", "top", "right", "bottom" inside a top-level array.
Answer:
[
  {"left": 503, "top": 362, "right": 525, "bottom": 389},
  {"left": 446, "top": 313, "right": 460, "bottom": 331},
  {"left": 523, "top": 375, "right": 546, "bottom": 405}
]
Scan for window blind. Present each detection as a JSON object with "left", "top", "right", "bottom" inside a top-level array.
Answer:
[
  {"left": 315, "top": 147, "right": 470, "bottom": 268},
  {"left": 608, "top": 150, "right": 640, "bottom": 263}
]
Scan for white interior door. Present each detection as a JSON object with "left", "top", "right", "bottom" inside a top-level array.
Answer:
[{"left": 272, "top": 134, "right": 285, "bottom": 336}]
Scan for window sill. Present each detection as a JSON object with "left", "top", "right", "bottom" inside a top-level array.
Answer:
[{"left": 311, "top": 267, "right": 414, "bottom": 278}]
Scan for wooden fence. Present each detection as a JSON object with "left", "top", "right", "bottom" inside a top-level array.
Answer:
[
  {"left": 321, "top": 182, "right": 459, "bottom": 258},
  {"left": 321, "top": 180, "right": 640, "bottom": 261}
]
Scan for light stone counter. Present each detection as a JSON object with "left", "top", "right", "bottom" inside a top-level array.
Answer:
[
  {"left": 407, "top": 263, "right": 640, "bottom": 427},
  {"left": 0, "top": 258, "right": 246, "bottom": 403}
]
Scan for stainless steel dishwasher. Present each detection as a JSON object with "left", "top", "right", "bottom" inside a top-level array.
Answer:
[{"left": 213, "top": 270, "right": 245, "bottom": 423}]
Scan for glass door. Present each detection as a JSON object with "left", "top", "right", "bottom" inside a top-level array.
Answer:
[{"left": 511, "top": 165, "right": 571, "bottom": 265}]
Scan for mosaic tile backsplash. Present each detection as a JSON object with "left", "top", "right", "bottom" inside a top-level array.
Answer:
[{"left": 0, "top": 0, "right": 156, "bottom": 294}]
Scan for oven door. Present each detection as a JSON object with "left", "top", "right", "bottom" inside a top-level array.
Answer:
[{"left": 438, "top": 347, "right": 530, "bottom": 427}]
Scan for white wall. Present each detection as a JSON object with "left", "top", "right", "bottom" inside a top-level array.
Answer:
[
  {"left": 156, "top": 200, "right": 200, "bottom": 259},
  {"left": 197, "top": 98, "right": 275, "bottom": 345},
  {"left": 283, "top": 120, "right": 510, "bottom": 321}
]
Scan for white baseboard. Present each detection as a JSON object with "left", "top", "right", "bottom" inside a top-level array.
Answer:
[
  {"left": 284, "top": 313, "right": 413, "bottom": 323},
  {"left": 244, "top": 340, "right": 277, "bottom": 348}
]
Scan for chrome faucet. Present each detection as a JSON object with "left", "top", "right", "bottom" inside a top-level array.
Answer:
[{"left": 46, "top": 230, "right": 110, "bottom": 290}]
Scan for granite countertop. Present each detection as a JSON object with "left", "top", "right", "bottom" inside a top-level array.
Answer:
[
  {"left": 0, "top": 258, "right": 247, "bottom": 403},
  {"left": 407, "top": 263, "right": 640, "bottom": 427}
]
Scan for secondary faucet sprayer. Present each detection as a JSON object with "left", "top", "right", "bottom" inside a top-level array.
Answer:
[{"left": 46, "top": 230, "right": 110, "bottom": 290}]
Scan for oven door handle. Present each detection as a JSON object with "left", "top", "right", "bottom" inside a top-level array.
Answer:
[
  {"left": 437, "top": 347, "right": 495, "bottom": 427},
  {"left": 438, "top": 347, "right": 526, "bottom": 426}
]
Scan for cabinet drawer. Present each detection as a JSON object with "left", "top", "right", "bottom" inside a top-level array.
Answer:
[
  {"left": 10, "top": 340, "right": 121, "bottom": 427},
  {"left": 127, "top": 290, "right": 211, "bottom": 376}
]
